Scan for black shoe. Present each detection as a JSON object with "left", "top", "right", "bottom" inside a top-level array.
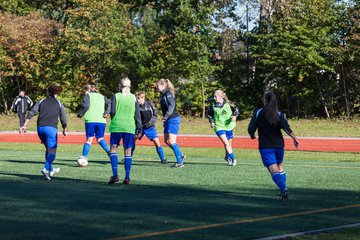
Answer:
[
  {"left": 181, "top": 154, "right": 186, "bottom": 161},
  {"left": 108, "top": 175, "right": 119, "bottom": 184},
  {"left": 281, "top": 189, "right": 289, "bottom": 201},
  {"left": 161, "top": 159, "right": 168, "bottom": 164}
]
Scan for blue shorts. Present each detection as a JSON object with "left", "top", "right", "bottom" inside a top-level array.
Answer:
[
  {"left": 85, "top": 122, "right": 106, "bottom": 139},
  {"left": 259, "top": 148, "right": 285, "bottom": 167},
  {"left": 37, "top": 126, "right": 58, "bottom": 149},
  {"left": 140, "top": 126, "right": 158, "bottom": 140},
  {"left": 216, "top": 130, "right": 234, "bottom": 140},
  {"left": 110, "top": 133, "right": 135, "bottom": 149},
  {"left": 164, "top": 117, "right": 181, "bottom": 135}
]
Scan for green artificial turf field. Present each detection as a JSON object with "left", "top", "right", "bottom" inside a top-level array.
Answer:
[{"left": 0, "top": 143, "right": 359, "bottom": 240}]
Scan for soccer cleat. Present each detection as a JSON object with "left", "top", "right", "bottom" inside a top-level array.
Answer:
[
  {"left": 281, "top": 189, "right": 289, "bottom": 201},
  {"left": 181, "top": 154, "right": 187, "bottom": 161},
  {"left": 232, "top": 159, "right": 237, "bottom": 166},
  {"left": 108, "top": 175, "right": 119, "bottom": 184},
  {"left": 41, "top": 168, "right": 51, "bottom": 180},
  {"left": 123, "top": 178, "right": 130, "bottom": 184},
  {"left": 172, "top": 163, "right": 184, "bottom": 168},
  {"left": 227, "top": 158, "right": 233, "bottom": 166},
  {"left": 161, "top": 159, "right": 168, "bottom": 164},
  {"left": 50, "top": 168, "right": 60, "bottom": 177}
]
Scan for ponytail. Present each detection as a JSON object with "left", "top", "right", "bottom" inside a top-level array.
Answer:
[
  {"left": 119, "top": 77, "right": 131, "bottom": 95},
  {"left": 157, "top": 78, "right": 176, "bottom": 94}
]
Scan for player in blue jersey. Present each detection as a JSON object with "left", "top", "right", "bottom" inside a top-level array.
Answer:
[
  {"left": 248, "top": 91, "right": 299, "bottom": 200},
  {"left": 77, "top": 84, "right": 111, "bottom": 166},
  {"left": 21, "top": 84, "right": 67, "bottom": 180},
  {"left": 156, "top": 78, "right": 186, "bottom": 168},
  {"left": 132, "top": 91, "right": 167, "bottom": 163},
  {"left": 207, "top": 90, "right": 239, "bottom": 166}
]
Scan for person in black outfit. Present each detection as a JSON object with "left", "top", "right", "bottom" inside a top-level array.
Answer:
[
  {"left": 11, "top": 90, "right": 33, "bottom": 133},
  {"left": 132, "top": 91, "right": 167, "bottom": 163},
  {"left": 248, "top": 91, "right": 299, "bottom": 201},
  {"left": 21, "top": 84, "right": 67, "bottom": 181}
]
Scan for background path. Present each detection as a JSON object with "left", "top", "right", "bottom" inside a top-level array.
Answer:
[{"left": 0, "top": 131, "right": 359, "bottom": 152}]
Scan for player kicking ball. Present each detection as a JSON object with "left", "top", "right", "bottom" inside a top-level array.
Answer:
[{"left": 77, "top": 84, "right": 111, "bottom": 167}]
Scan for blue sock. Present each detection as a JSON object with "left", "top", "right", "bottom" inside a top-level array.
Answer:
[
  {"left": 45, "top": 153, "right": 56, "bottom": 172},
  {"left": 98, "top": 139, "right": 110, "bottom": 153},
  {"left": 109, "top": 153, "right": 118, "bottom": 177},
  {"left": 82, "top": 142, "right": 91, "bottom": 158},
  {"left": 228, "top": 152, "right": 235, "bottom": 160},
  {"left": 131, "top": 144, "right": 136, "bottom": 156},
  {"left": 272, "top": 172, "right": 286, "bottom": 192},
  {"left": 124, "top": 156, "right": 132, "bottom": 179},
  {"left": 170, "top": 143, "right": 182, "bottom": 164},
  {"left": 156, "top": 146, "right": 165, "bottom": 161},
  {"left": 280, "top": 171, "right": 287, "bottom": 189}
]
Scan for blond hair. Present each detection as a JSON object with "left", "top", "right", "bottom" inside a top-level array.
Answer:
[
  {"left": 83, "top": 84, "right": 99, "bottom": 93},
  {"left": 136, "top": 91, "right": 145, "bottom": 97},
  {"left": 214, "top": 89, "right": 233, "bottom": 106},
  {"left": 119, "top": 77, "right": 131, "bottom": 95},
  {"left": 157, "top": 78, "right": 176, "bottom": 94}
]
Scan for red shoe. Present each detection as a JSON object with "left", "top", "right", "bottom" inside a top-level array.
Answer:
[{"left": 123, "top": 178, "right": 130, "bottom": 184}]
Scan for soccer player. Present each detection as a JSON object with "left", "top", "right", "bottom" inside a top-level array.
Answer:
[
  {"left": 132, "top": 91, "right": 167, "bottom": 163},
  {"left": 156, "top": 78, "right": 186, "bottom": 168},
  {"left": 207, "top": 90, "right": 239, "bottom": 166},
  {"left": 248, "top": 91, "right": 299, "bottom": 201},
  {"left": 108, "top": 78, "right": 142, "bottom": 185},
  {"left": 77, "top": 84, "right": 111, "bottom": 165},
  {"left": 21, "top": 84, "right": 67, "bottom": 180},
  {"left": 11, "top": 90, "right": 33, "bottom": 133}
]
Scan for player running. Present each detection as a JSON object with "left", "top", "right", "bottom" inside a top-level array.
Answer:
[
  {"left": 108, "top": 78, "right": 142, "bottom": 185},
  {"left": 248, "top": 91, "right": 299, "bottom": 201},
  {"left": 207, "top": 90, "right": 239, "bottom": 166},
  {"left": 132, "top": 91, "right": 167, "bottom": 164},
  {"left": 156, "top": 78, "right": 186, "bottom": 168},
  {"left": 77, "top": 84, "right": 111, "bottom": 166},
  {"left": 21, "top": 84, "right": 67, "bottom": 180}
]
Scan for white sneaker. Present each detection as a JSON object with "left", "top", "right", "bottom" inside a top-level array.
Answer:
[
  {"left": 232, "top": 159, "right": 237, "bottom": 166},
  {"left": 227, "top": 159, "right": 233, "bottom": 166},
  {"left": 41, "top": 168, "right": 51, "bottom": 180},
  {"left": 50, "top": 168, "right": 60, "bottom": 177}
]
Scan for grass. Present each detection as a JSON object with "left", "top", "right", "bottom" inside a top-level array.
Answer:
[
  {"left": 0, "top": 142, "right": 359, "bottom": 239},
  {"left": 1, "top": 113, "right": 360, "bottom": 137}
]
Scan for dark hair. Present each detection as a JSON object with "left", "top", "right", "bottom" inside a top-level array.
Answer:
[
  {"left": 47, "top": 84, "right": 63, "bottom": 96},
  {"left": 263, "top": 91, "right": 279, "bottom": 125}
]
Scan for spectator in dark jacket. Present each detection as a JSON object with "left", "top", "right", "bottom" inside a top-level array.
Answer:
[{"left": 11, "top": 90, "right": 33, "bottom": 133}]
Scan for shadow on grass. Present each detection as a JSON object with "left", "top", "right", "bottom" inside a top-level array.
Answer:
[{"left": 0, "top": 171, "right": 359, "bottom": 240}]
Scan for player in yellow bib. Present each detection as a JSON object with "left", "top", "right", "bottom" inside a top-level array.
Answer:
[
  {"left": 107, "top": 78, "right": 142, "bottom": 185},
  {"left": 207, "top": 90, "right": 239, "bottom": 166}
]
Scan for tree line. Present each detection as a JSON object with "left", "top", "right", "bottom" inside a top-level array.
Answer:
[{"left": 0, "top": 0, "right": 359, "bottom": 119}]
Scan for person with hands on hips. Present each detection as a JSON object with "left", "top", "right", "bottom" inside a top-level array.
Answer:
[{"left": 21, "top": 84, "right": 67, "bottom": 181}]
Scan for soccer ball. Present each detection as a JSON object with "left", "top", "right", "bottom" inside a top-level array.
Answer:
[{"left": 77, "top": 156, "right": 88, "bottom": 167}]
